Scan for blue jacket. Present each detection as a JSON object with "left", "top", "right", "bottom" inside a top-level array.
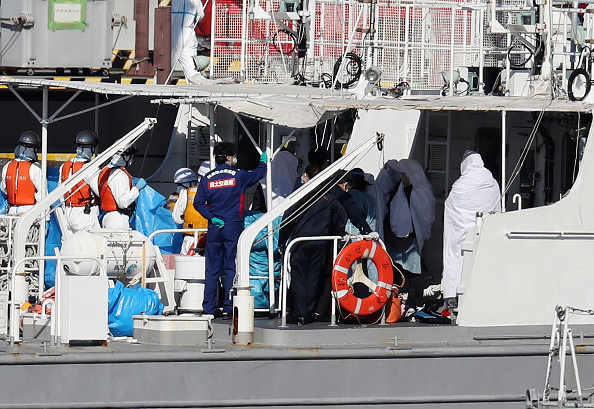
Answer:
[{"left": 194, "top": 162, "right": 266, "bottom": 223}]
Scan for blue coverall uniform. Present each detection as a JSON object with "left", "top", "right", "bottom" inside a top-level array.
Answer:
[{"left": 194, "top": 161, "right": 267, "bottom": 314}]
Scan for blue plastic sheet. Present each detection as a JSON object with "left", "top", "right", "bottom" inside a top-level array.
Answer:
[
  {"left": 243, "top": 211, "right": 282, "bottom": 309},
  {"left": 44, "top": 168, "right": 62, "bottom": 288},
  {"left": 130, "top": 181, "right": 183, "bottom": 254},
  {"left": 107, "top": 281, "right": 164, "bottom": 337}
]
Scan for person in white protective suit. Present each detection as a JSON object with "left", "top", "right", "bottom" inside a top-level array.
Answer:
[
  {"left": 1, "top": 131, "right": 47, "bottom": 215},
  {"left": 441, "top": 151, "right": 501, "bottom": 312},
  {"left": 171, "top": 162, "right": 210, "bottom": 255},
  {"left": 96, "top": 146, "right": 147, "bottom": 229},
  {"left": 376, "top": 159, "right": 435, "bottom": 316},
  {"left": 59, "top": 130, "right": 100, "bottom": 236},
  {"left": 258, "top": 150, "right": 298, "bottom": 209},
  {"left": 171, "top": 0, "right": 206, "bottom": 85}
]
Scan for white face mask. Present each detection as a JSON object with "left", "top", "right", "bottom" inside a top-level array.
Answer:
[
  {"left": 301, "top": 173, "right": 309, "bottom": 184},
  {"left": 230, "top": 156, "right": 237, "bottom": 166}
]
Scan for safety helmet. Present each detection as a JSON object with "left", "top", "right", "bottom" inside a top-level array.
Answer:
[
  {"left": 174, "top": 168, "right": 198, "bottom": 184},
  {"left": 74, "top": 130, "right": 98, "bottom": 147},
  {"left": 18, "top": 131, "right": 40, "bottom": 149},
  {"left": 197, "top": 161, "right": 210, "bottom": 178}
]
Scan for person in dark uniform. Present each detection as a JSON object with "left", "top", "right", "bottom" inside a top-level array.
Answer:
[
  {"left": 194, "top": 142, "right": 267, "bottom": 317},
  {"left": 280, "top": 165, "right": 348, "bottom": 325}
]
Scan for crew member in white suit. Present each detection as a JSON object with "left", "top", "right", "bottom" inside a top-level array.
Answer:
[
  {"left": 442, "top": 151, "right": 501, "bottom": 312},
  {"left": 97, "top": 146, "right": 146, "bottom": 229},
  {"left": 59, "top": 130, "right": 100, "bottom": 235},
  {"left": 171, "top": 0, "right": 205, "bottom": 85},
  {"left": 1, "top": 131, "right": 46, "bottom": 215}
]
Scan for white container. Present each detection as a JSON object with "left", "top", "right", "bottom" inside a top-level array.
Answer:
[
  {"left": 174, "top": 256, "right": 206, "bottom": 312},
  {"left": 133, "top": 315, "right": 212, "bottom": 345},
  {"left": 174, "top": 255, "right": 206, "bottom": 280}
]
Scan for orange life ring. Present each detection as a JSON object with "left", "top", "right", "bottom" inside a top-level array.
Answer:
[{"left": 331, "top": 240, "right": 393, "bottom": 316}]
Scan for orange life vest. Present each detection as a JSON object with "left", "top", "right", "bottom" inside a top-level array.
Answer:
[
  {"left": 61, "top": 160, "right": 94, "bottom": 207},
  {"left": 5, "top": 160, "right": 36, "bottom": 206},
  {"left": 98, "top": 167, "right": 132, "bottom": 212},
  {"left": 184, "top": 186, "right": 208, "bottom": 234}
]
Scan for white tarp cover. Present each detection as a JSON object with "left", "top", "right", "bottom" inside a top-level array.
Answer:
[
  {"left": 217, "top": 99, "right": 343, "bottom": 128},
  {"left": 442, "top": 152, "right": 501, "bottom": 299}
]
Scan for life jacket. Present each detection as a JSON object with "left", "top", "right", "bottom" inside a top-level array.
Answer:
[
  {"left": 5, "top": 160, "right": 36, "bottom": 206},
  {"left": 184, "top": 186, "right": 208, "bottom": 234},
  {"left": 98, "top": 167, "right": 132, "bottom": 212},
  {"left": 61, "top": 160, "right": 94, "bottom": 207}
]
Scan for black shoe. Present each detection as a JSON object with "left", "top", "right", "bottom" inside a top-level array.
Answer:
[
  {"left": 301, "top": 315, "right": 315, "bottom": 325},
  {"left": 222, "top": 311, "right": 231, "bottom": 321},
  {"left": 286, "top": 315, "right": 300, "bottom": 325},
  {"left": 314, "top": 313, "right": 330, "bottom": 322}
]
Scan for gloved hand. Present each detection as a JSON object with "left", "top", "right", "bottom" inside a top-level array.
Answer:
[
  {"left": 135, "top": 178, "right": 147, "bottom": 190},
  {"left": 212, "top": 217, "right": 225, "bottom": 228},
  {"left": 368, "top": 232, "right": 380, "bottom": 240},
  {"left": 342, "top": 234, "right": 351, "bottom": 242},
  {"left": 260, "top": 151, "right": 268, "bottom": 162},
  {"left": 422, "top": 284, "right": 442, "bottom": 298}
]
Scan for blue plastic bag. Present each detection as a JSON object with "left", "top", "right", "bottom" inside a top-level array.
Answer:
[
  {"left": 244, "top": 211, "right": 282, "bottom": 309},
  {"left": 44, "top": 168, "right": 62, "bottom": 288},
  {"left": 107, "top": 281, "right": 164, "bottom": 337},
  {"left": 130, "top": 181, "right": 182, "bottom": 254}
]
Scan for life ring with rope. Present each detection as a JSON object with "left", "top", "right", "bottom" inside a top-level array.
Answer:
[{"left": 331, "top": 239, "right": 393, "bottom": 316}]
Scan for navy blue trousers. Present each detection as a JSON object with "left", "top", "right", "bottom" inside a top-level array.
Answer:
[{"left": 202, "top": 221, "right": 242, "bottom": 314}]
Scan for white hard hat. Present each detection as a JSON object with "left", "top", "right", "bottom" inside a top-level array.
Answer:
[
  {"left": 197, "top": 161, "right": 211, "bottom": 177},
  {"left": 174, "top": 167, "right": 197, "bottom": 184}
]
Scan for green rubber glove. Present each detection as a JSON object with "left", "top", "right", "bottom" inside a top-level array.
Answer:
[
  {"left": 260, "top": 151, "right": 268, "bottom": 162},
  {"left": 212, "top": 217, "right": 225, "bottom": 228}
]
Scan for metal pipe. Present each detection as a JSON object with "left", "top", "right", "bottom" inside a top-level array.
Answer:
[
  {"left": 0, "top": 394, "right": 529, "bottom": 409},
  {"left": 280, "top": 235, "right": 342, "bottom": 327},
  {"left": 512, "top": 193, "right": 522, "bottom": 210},
  {"left": 41, "top": 299, "right": 56, "bottom": 346},
  {"left": 501, "top": 110, "right": 506, "bottom": 211},
  {"left": 39, "top": 86, "right": 48, "bottom": 298},
  {"left": 266, "top": 124, "right": 275, "bottom": 316},
  {"left": 449, "top": 7, "right": 455, "bottom": 97}
]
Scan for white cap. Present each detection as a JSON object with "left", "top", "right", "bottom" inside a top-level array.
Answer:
[{"left": 197, "top": 161, "right": 211, "bottom": 177}]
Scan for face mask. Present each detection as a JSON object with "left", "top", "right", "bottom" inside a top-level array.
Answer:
[
  {"left": 76, "top": 147, "right": 93, "bottom": 161},
  {"left": 301, "top": 174, "right": 309, "bottom": 184},
  {"left": 231, "top": 156, "right": 237, "bottom": 166},
  {"left": 14, "top": 145, "right": 36, "bottom": 161},
  {"left": 124, "top": 155, "right": 134, "bottom": 166}
]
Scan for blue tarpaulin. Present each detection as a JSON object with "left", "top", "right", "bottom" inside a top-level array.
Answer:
[
  {"left": 108, "top": 281, "right": 164, "bottom": 337},
  {"left": 244, "top": 211, "right": 282, "bottom": 309},
  {"left": 131, "top": 182, "right": 182, "bottom": 254}
]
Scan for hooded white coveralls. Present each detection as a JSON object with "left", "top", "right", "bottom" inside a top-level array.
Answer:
[
  {"left": 171, "top": 0, "right": 205, "bottom": 84},
  {"left": 0, "top": 156, "right": 46, "bottom": 215},
  {"left": 95, "top": 155, "right": 140, "bottom": 229},
  {"left": 59, "top": 157, "right": 101, "bottom": 236},
  {"left": 442, "top": 152, "right": 501, "bottom": 299}
]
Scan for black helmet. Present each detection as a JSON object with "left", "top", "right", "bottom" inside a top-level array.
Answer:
[
  {"left": 74, "top": 130, "right": 98, "bottom": 148},
  {"left": 122, "top": 145, "right": 138, "bottom": 156},
  {"left": 18, "top": 131, "right": 40, "bottom": 148}
]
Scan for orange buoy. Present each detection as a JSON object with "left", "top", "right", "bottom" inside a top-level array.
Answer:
[{"left": 331, "top": 240, "right": 393, "bottom": 316}]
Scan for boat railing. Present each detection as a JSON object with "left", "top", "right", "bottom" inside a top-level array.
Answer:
[{"left": 279, "top": 235, "right": 343, "bottom": 327}]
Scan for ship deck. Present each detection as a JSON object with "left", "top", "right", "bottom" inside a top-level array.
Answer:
[{"left": 1, "top": 317, "right": 592, "bottom": 409}]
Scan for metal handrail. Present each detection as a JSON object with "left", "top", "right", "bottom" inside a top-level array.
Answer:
[
  {"left": 149, "top": 227, "right": 281, "bottom": 314},
  {"left": 280, "top": 236, "right": 342, "bottom": 327}
]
